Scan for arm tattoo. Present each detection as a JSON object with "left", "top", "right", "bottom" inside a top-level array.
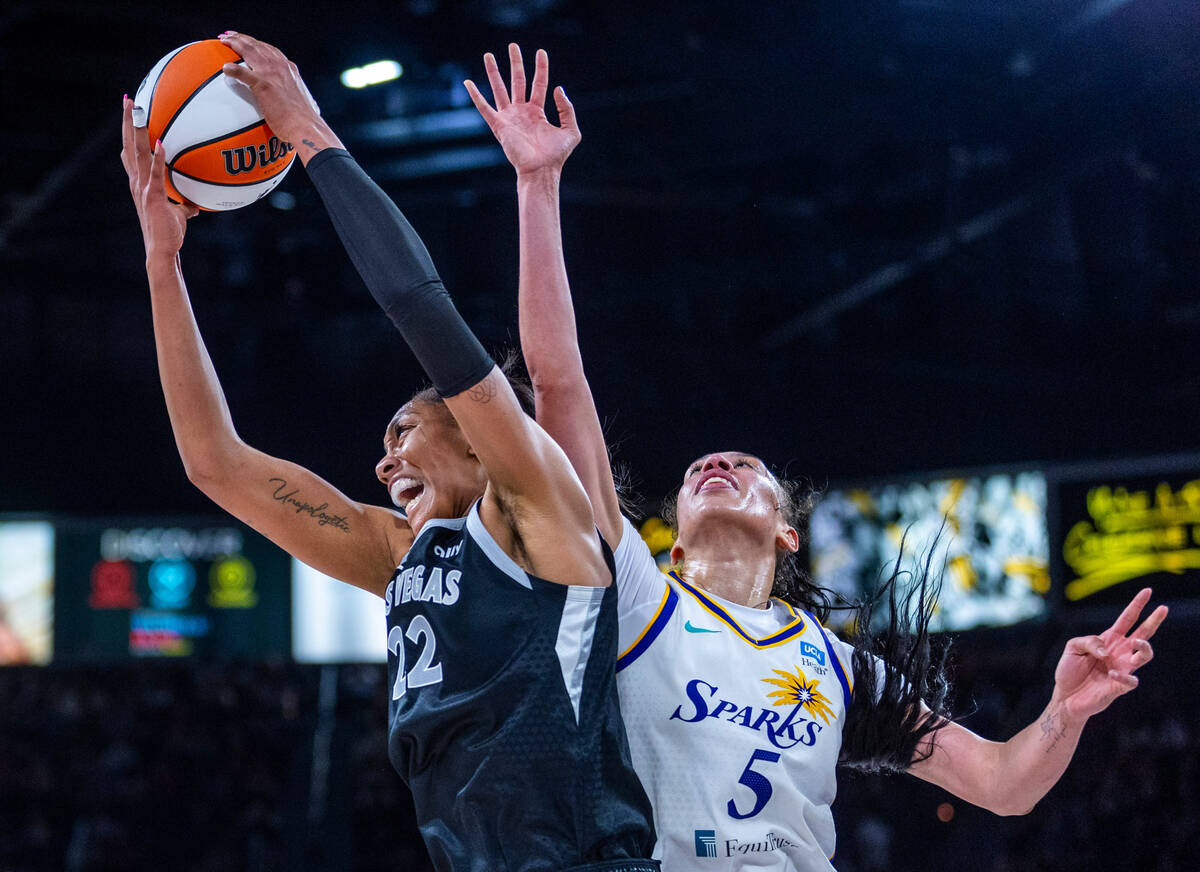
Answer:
[
  {"left": 1039, "top": 709, "right": 1068, "bottom": 753},
  {"left": 466, "top": 380, "right": 497, "bottom": 404},
  {"left": 268, "top": 478, "right": 351, "bottom": 533},
  {"left": 301, "top": 138, "right": 318, "bottom": 151}
]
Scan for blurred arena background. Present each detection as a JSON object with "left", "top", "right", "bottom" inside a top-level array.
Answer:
[{"left": 3, "top": 0, "right": 1200, "bottom": 869}]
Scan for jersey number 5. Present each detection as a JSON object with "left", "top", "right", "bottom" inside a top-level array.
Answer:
[
  {"left": 727, "top": 749, "right": 782, "bottom": 820},
  {"left": 388, "top": 615, "right": 444, "bottom": 700}
]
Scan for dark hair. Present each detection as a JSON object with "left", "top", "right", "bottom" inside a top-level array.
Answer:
[
  {"left": 837, "top": 529, "right": 954, "bottom": 772},
  {"left": 396, "top": 349, "right": 641, "bottom": 515},
  {"left": 664, "top": 463, "right": 953, "bottom": 773},
  {"left": 399, "top": 350, "right": 537, "bottom": 424}
]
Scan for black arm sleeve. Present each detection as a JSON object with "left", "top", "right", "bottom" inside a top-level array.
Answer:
[{"left": 305, "top": 148, "right": 494, "bottom": 398}]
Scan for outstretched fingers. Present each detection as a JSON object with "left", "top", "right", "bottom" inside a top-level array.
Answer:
[
  {"left": 1107, "top": 587, "right": 1152, "bottom": 639},
  {"left": 1131, "top": 603, "right": 1168, "bottom": 642},
  {"left": 483, "top": 52, "right": 510, "bottom": 110},
  {"left": 553, "top": 86, "right": 579, "bottom": 136},
  {"left": 463, "top": 79, "right": 499, "bottom": 129},
  {"left": 529, "top": 48, "right": 549, "bottom": 108},
  {"left": 508, "top": 43, "right": 526, "bottom": 103}
]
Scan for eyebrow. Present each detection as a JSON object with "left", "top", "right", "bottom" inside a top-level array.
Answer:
[
  {"left": 685, "top": 454, "right": 767, "bottom": 473},
  {"left": 385, "top": 418, "right": 409, "bottom": 444}
]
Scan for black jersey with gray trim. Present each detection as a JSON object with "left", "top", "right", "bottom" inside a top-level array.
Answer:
[{"left": 384, "top": 501, "right": 655, "bottom": 872}]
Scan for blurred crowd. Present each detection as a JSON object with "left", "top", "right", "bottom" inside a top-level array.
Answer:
[
  {"left": 0, "top": 663, "right": 318, "bottom": 871},
  {"left": 1, "top": 614, "right": 1194, "bottom": 871}
]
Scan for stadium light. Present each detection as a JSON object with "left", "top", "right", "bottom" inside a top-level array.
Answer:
[{"left": 340, "top": 60, "right": 403, "bottom": 89}]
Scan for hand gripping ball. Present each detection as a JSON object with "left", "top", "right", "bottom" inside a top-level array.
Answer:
[{"left": 132, "top": 39, "right": 295, "bottom": 211}]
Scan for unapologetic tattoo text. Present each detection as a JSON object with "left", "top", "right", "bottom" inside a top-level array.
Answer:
[{"left": 268, "top": 478, "right": 351, "bottom": 532}]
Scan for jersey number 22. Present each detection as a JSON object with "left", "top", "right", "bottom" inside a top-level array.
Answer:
[{"left": 389, "top": 615, "right": 443, "bottom": 699}]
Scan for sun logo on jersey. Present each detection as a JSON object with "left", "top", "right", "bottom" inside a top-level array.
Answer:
[{"left": 762, "top": 667, "right": 836, "bottom": 725}]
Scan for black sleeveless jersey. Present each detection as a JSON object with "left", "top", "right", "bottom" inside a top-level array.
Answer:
[{"left": 383, "top": 502, "right": 655, "bottom": 872}]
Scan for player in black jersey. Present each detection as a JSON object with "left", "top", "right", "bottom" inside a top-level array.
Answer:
[{"left": 120, "top": 32, "right": 656, "bottom": 872}]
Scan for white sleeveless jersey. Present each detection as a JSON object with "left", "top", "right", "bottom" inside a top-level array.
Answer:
[{"left": 613, "top": 518, "right": 856, "bottom": 870}]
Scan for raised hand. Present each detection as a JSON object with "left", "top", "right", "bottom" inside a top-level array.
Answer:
[
  {"left": 218, "top": 32, "right": 323, "bottom": 150},
  {"left": 464, "top": 44, "right": 580, "bottom": 177},
  {"left": 120, "top": 96, "right": 197, "bottom": 258},
  {"left": 1052, "top": 588, "right": 1168, "bottom": 719}
]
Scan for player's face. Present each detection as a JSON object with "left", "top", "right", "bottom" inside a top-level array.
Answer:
[
  {"left": 375, "top": 400, "right": 487, "bottom": 534},
  {"left": 673, "top": 451, "right": 794, "bottom": 552}
]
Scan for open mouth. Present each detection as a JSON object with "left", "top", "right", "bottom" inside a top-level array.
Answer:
[
  {"left": 389, "top": 477, "right": 426, "bottom": 513},
  {"left": 695, "top": 471, "right": 738, "bottom": 494}
]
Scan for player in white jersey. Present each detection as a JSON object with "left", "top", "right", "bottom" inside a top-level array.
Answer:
[
  {"left": 612, "top": 519, "right": 858, "bottom": 867},
  {"left": 466, "top": 44, "right": 1169, "bottom": 869}
]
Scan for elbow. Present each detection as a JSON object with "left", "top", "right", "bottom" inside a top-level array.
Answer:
[
  {"left": 529, "top": 368, "right": 589, "bottom": 404},
  {"left": 988, "top": 792, "right": 1038, "bottom": 817},
  {"left": 180, "top": 439, "right": 242, "bottom": 492},
  {"left": 183, "top": 457, "right": 218, "bottom": 489},
  {"left": 527, "top": 359, "right": 587, "bottom": 395},
  {"left": 182, "top": 456, "right": 226, "bottom": 495},
  {"left": 994, "top": 802, "right": 1036, "bottom": 818}
]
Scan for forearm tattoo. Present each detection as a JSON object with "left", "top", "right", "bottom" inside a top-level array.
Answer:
[
  {"left": 269, "top": 478, "right": 351, "bottom": 532},
  {"left": 1039, "top": 709, "right": 1068, "bottom": 753}
]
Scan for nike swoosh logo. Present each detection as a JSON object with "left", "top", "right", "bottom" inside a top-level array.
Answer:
[{"left": 684, "top": 620, "right": 720, "bottom": 634}]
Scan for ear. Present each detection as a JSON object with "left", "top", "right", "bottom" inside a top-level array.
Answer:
[
  {"left": 670, "top": 541, "right": 685, "bottom": 565},
  {"left": 776, "top": 525, "right": 800, "bottom": 554}
]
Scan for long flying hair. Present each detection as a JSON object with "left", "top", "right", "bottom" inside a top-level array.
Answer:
[
  {"left": 665, "top": 468, "right": 954, "bottom": 773},
  {"left": 836, "top": 530, "right": 953, "bottom": 772}
]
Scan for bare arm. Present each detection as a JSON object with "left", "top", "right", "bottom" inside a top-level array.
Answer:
[
  {"left": 909, "top": 588, "right": 1168, "bottom": 815},
  {"left": 217, "top": 35, "right": 607, "bottom": 587},
  {"left": 121, "top": 97, "right": 408, "bottom": 596},
  {"left": 465, "top": 45, "right": 625, "bottom": 547}
]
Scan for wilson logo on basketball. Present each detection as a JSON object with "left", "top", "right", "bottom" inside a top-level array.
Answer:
[{"left": 221, "top": 137, "right": 294, "bottom": 176}]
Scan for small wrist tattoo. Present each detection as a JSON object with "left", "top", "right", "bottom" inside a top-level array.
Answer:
[{"left": 467, "top": 381, "right": 497, "bottom": 404}]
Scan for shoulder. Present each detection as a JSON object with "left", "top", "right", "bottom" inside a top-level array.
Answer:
[
  {"left": 475, "top": 491, "right": 611, "bottom": 587},
  {"left": 613, "top": 516, "right": 670, "bottom": 603}
]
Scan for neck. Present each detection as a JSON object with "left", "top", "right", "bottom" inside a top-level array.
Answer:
[{"left": 675, "top": 526, "right": 777, "bottom": 609}]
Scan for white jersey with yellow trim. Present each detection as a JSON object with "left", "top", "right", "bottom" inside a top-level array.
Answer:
[{"left": 614, "top": 517, "right": 855, "bottom": 870}]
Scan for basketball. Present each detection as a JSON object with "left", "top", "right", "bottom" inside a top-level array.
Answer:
[{"left": 132, "top": 39, "right": 295, "bottom": 211}]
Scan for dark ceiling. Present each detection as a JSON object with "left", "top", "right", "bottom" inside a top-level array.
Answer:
[{"left": 4, "top": 0, "right": 1200, "bottom": 515}]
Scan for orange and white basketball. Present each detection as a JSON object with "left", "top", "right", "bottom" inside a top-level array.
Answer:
[{"left": 132, "top": 40, "right": 295, "bottom": 211}]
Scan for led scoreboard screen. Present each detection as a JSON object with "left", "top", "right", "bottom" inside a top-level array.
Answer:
[
  {"left": 809, "top": 471, "right": 1050, "bottom": 632},
  {"left": 1054, "top": 471, "right": 1200, "bottom": 607},
  {"left": 53, "top": 519, "right": 290, "bottom": 661}
]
